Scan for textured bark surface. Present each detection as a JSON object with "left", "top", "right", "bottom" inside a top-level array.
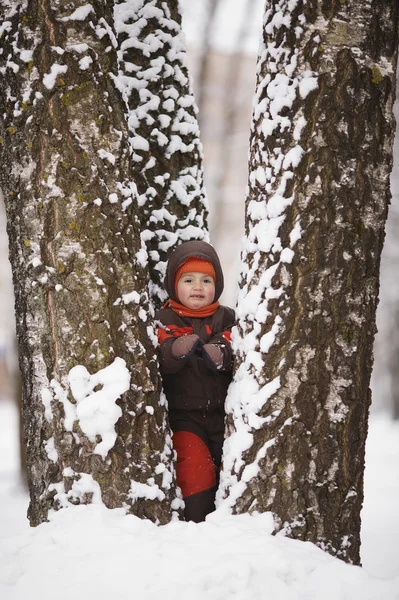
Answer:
[
  {"left": 114, "top": 0, "right": 209, "bottom": 308},
  {"left": 219, "top": 0, "right": 398, "bottom": 563},
  {"left": 0, "top": 0, "right": 181, "bottom": 525}
]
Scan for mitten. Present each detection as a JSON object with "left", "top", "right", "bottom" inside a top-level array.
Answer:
[
  {"left": 171, "top": 334, "right": 200, "bottom": 359},
  {"left": 203, "top": 343, "right": 224, "bottom": 369}
]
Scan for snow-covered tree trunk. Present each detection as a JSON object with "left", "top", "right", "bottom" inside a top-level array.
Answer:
[
  {"left": 0, "top": 0, "right": 182, "bottom": 525},
  {"left": 113, "top": 0, "right": 209, "bottom": 308},
  {"left": 218, "top": 0, "right": 399, "bottom": 564}
]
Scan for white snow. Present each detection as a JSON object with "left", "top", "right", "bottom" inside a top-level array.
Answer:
[
  {"left": 68, "top": 358, "right": 130, "bottom": 459},
  {"left": 58, "top": 4, "right": 94, "bottom": 22},
  {"left": 131, "top": 135, "right": 150, "bottom": 151},
  {"left": 44, "top": 437, "right": 58, "bottom": 463},
  {"left": 122, "top": 290, "right": 140, "bottom": 305},
  {"left": 299, "top": 71, "right": 318, "bottom": 98},
  {"left": 0, "top": 400, "right": 398, "bottom": 599},
  {"left": 98, "top": 149, "right": 116, "bottom": 164},
  {"left": 19, "top": 49, "right": 33, "bottom": 63},
  {"left": 49, "top": 472, "right": 102, "bottom": 509},
  {"left": 78, "top": 56, "right": 93, "bottom": 71},
  {"left": 42, "top": 64, "right": 68, "bottom": 90},
  {"left": 129, "top": 480, "right": 165, "bottom": 503},
  {"left": 66, "top": 43, "right": 89, "bottom": 54}
]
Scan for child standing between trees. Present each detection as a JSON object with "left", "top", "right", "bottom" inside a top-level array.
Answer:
[{"left": 155, "top": 241, "right": 235, "bottom": 522}]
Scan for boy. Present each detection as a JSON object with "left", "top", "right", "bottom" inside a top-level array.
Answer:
[{"left": 155, "top": 240, "right": 235, "bottom": 522}]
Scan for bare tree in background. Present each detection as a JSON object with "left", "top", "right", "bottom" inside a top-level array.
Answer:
[
  {"left": 374, "top": 79, "right": 399, "bottom": 420},
  {"left": 218, "top": 0, "right": 398, "bottom": 564},
  {"left": 195, "top": 0, "right": 221, "bottom": 116},
  {"left": 384, "top": 205, "right": 399, "bottom": 420},
  {"left": 198, "top": 0, "right": 258, "bottom": 239},
  {"left": 0, "top": 0, "right": 206, "bottom": 525}
]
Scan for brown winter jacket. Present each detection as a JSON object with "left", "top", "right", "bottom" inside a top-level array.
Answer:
[{"left": 156, "top": 241, "right": 235, "bottom": 412}]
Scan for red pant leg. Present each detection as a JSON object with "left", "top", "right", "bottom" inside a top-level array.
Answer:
[
  {"left": 172, "top": 431, "right": 217, "bottom": 522},
  {"left": 172, "top": 431, "right": 216, "bottom": 497}
]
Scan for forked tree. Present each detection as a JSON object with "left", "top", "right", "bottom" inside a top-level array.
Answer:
[
  {"left": 1, "top": 0, "right": 399, "bottom": 563},
  {"left": 218, "top": 0, "right": 398, "bottom": 564},
  {"left": 0, "top": 0, "right": 207, "bottom": 525}
]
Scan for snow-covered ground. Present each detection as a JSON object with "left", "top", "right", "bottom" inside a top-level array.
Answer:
[{"left": 0, "top": 399, "right": 398, "bottom": 600}]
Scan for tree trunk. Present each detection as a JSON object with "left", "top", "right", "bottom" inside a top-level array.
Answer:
[
  {"left": 195, "top": 0, "right": 221, "bottom": 118},
  {"left": 0, "top": 0, "right": 182, "bottom": 526},
  {"left": 205, "top": 0, "right": 258, "bottom": 242},
  {"left": 218, "top": 0, "right": 399, "bottom": 564},
  {"left": 114, "top": 0, "right": 209, "bottom": 308}
]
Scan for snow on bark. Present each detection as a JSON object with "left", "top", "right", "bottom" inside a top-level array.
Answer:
[
  {"left": 0, "top": 0, "right": 182, "bottom": 525},
  {"left": 112, "top": 0, "right": 209, "bottom": 308},
  {"left": 217, "top": 0, "right": 399, "bottom": 564}
]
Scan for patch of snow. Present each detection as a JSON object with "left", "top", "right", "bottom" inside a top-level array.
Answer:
[
  {"left": 42, "top": 64, "right": 68, "bottom": 90},
  {"left": 68, "top": 358, "right": 131, "bottom": 459},
  {"left": 58, "top": 4, "right": 94, "bottom": 22}
]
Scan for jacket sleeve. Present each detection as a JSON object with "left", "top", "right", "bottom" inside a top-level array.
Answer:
[
  {"left": 157, "top": 338, "right": 183, "bottom": 374},
  {"left": 158, "top": 337, "right": 198, "bottom": 374},
  {"left": 156, "top": 310, "right": 198, "bottom": 374},
  {"left": 205, "top": 309, "right": 235, "bottom": 372}
]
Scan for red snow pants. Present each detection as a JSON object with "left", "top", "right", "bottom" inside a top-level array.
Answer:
[{"left": 170, "top": 409, "right": 224, "bottom": 523}]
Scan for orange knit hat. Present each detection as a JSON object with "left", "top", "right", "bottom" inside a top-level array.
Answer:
[{"left": 174, "top": 257, "right": 216, "bottom": 294}]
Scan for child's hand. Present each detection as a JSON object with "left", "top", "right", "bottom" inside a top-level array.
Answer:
[
  {"left": 202, "top": 344, "right": 224, "bottom": 369},
  {"left": 171, "top": 334, "right": 200, "bottom": 359}
]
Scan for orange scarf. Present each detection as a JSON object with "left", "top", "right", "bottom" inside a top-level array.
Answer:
[{"left": 164, "top": 298, "right": 220, "bottom": 318}]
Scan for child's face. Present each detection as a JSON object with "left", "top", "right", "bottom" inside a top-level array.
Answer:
[{"left": 177, "top": 272, "right": 215, "bottom": 309}]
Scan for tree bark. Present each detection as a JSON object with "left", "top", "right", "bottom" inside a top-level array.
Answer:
[
  {"left": 195, "top": 0, "right": 221, "bottom": 118},
  {"left": 113, "top": 0, "right": 209, "bottom": 308},
  {"left": 218, "top": 0, "right": 399, "bottom": 564},
  {"left": 0, "top": 0, "right": 182, "bottom": 525}
]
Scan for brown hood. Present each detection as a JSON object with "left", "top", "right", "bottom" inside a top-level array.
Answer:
[{"left": 164, "top": 241, "right": 224, "bottom": 302}]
